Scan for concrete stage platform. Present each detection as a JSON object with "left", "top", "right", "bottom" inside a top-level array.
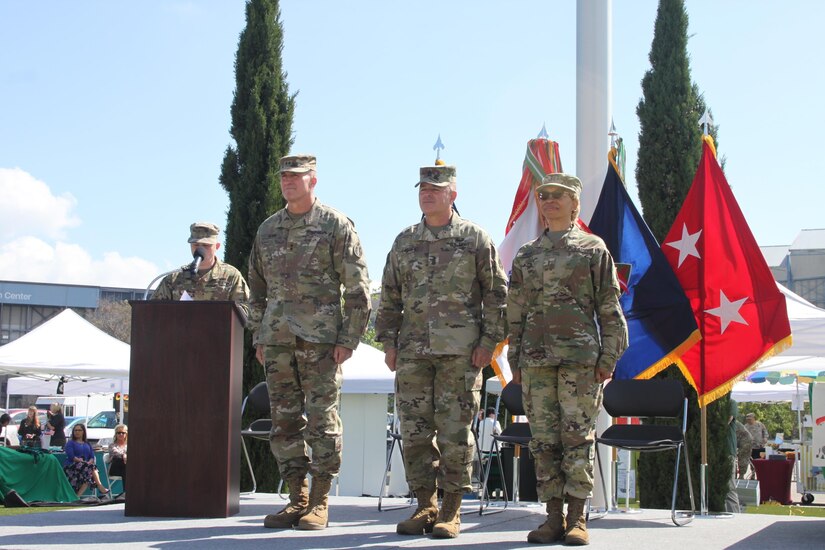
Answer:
[{"left": 0, "top": 494, "right": 822, "bottom": 549}]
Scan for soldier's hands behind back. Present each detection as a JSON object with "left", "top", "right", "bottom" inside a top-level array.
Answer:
[
  {"left": 595, "top": 366, "right": 612, "bottom": 384},
  {"left": 471, "top": 347, "right": 493, "bottom": 369},
  {"left": 333, "top": 345, "right": 353, "bottom": 365},
  {"left": 384, "top": 348, "right": 398, "bottom": 372}
]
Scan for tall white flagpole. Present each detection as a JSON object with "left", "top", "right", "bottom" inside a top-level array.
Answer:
[
  {"left": 576, "top": 0, "right": 612, "bottom": 224},
  {"left": 577, "top": 0, "right": 613, "bottom": 512}
]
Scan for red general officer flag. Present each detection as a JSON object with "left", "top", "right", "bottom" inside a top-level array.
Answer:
[{"left": 662, "top": 137, "right": 792, "bottom": 406}]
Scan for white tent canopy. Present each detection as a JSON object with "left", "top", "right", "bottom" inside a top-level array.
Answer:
[
  {"left": 731, "top": 380, "right": 809, "bottom": 405},
  {"left": 0, "top": 309, "right": 130, "bottom": 380},
  {"left": 6, "top": 376, "right": 128, "bottom": 397},
  {"left": 744, "top": 286, "right": 825, "bottom": 381},
  {"left": 778, "top": 283, "right": 825, "bottom": 357},
  {"left": 341, "top": 343, "right": 394, "bottom": 394}
]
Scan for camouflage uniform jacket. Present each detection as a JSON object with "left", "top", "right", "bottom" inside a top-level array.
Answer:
[
  {"left": 151, "top": 259, "right": 250, "bottom": 318},
  {"left": 375, "top": 214, "right": 508, "bottom": 358},
  {"left": 247, "top": 199, "right": 371, "bottom": 350},
  {"left": 745, "top": 420, "right": 769, "bottom": 447},
  {"left": 507, "top": 226, "right": 627, "bottom": 372},
  {"left": 734, "top": 420, "right": 753, "bottom": 454}
]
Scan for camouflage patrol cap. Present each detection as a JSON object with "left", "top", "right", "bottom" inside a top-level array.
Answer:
[
  {"left": 416, "top": 165, "right": 457, "bottom": 187},
  {"left": 280, "top": 154, "right": 316, "bottom": 173},
  {"left": 188, "top": 222, "right": 220, "bottom": 244},
  {"left": 536, "top": 173, "right": 582, "bottom": 197}
]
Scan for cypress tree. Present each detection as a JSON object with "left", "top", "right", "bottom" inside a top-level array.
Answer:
[
  {"left": 219, "top": 0, "right": 296, "bottom": 492},
  {"left": 635, "top": 0, "right": 730, "bottom": 512}
]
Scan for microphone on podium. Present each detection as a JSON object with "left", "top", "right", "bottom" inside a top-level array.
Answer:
[
  {"left": 189, "top": 247, "right": 206, "bottom": 275},
  {"left": 142, "top": 247, "right": 208, "bottom": 300}
]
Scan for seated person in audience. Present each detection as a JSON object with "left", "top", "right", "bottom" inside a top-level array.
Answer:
[
  {"left": 0, "top": 413, "right": 11, "bottom": 446},
  {"left": 477, "top": 407, "right": 502, "bottom": 455},
  {"left": 63, "top": 424, "right": 109, "bottom": 497},
  {"left": 108, "top": 423, "right": 128, "bottom": 484},
  {"left": 17, "top": 406, "right": 42, "bottom": 447},
  {"left": 46, "top": 402, "right": 67, "bottom": 448}
]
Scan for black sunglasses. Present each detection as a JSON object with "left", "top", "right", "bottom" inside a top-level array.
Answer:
[{"left": 537, "top": 190, "right": 568, "bottom": 201}]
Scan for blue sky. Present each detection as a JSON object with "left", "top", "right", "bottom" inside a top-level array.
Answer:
[{"left": 1, "top": 1, "right": 823, "bottom": 288}]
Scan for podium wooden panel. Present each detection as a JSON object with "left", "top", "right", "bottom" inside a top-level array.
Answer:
[{"left": 126, "top": 301, "right": 244, "bottom": 517}]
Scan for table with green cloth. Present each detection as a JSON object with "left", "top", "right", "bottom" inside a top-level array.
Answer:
[{"left": 0, "top": 446, "right": 77, "bottom": 504}]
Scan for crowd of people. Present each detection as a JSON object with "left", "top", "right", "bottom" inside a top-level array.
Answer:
[
  {"left": 148, "top": 154, "right": 621, "bottom": 541},
  {"left": 4, "top": 151, "right": 774, "bottom": 545},
  {"left": 3, "top": 403, "right": 127, "bottom": 499}
]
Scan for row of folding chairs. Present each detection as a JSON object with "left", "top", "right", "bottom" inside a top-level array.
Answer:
[{"left": 240, "top": 378, "right": 695, "bottom": 527}]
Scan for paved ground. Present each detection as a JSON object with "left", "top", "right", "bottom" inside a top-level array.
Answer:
[{"left": 0, "top": 494, "right": 823, "bottom": 549}]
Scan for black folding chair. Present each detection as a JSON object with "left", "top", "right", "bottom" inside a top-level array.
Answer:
[
  {"left": 479, "top": 382, "right": 531, "bottom": 515},
  {"left": 377, "top": 404, "right": 415, "bottom": 512},
  {"left": 595, "top": 379, "right": 695, "bottom": 526},
  {"left": 240, "top": 381, "right": 272, "bottom": 495}
]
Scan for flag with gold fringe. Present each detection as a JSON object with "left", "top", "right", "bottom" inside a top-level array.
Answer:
[
  {"left": 662, "top": 137, "right": 792, "bottom": 406},
  {"left": 589, "top": 148, "right": 701, "bottom": 380}
]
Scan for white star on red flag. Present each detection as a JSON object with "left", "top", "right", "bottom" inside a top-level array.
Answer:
[
  {"left": 665, "top": 224, "right": 702, "bottom": 268},
  {"left": 705, "top": 290, "right": 748, "bottom": 334}
]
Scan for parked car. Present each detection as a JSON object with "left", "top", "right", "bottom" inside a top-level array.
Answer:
[
  {"left": 10, "top": 409, "right": 48, "bottom": 426},
  {"left": 84, "top": 410, "right": 117, "bottom": 448}
]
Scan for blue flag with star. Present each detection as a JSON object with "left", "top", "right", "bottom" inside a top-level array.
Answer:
[{"left": 589, "top": 155, "right": 700, "bottom": 379}]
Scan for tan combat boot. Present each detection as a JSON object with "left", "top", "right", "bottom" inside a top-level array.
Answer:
[
  {"left": 296, "top": 477, "right": 333, "bottom": 530},
  {"left": 263, "top": 477, "right": 308, "bottom": 529},
  {"left": 527, "top": 497, "right": 566, "bottom": 544},
  {"left": 396, "top": 488, "right": 439, "bottom": 535},
  {"left": 564, "top": 495, "right": 589, "bottom": 545},
  {"left": 431, "top": 492, "right": 463, "bottom": 539}
]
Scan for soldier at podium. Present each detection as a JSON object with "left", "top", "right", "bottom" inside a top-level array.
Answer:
[
  {"left": 151, "top": 222, "right": 250, "bottom": 317},
  {"left": 248, "top": 154, "right": 371, "bottom": 532}
]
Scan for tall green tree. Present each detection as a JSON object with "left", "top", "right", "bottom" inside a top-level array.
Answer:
[
  {"left": 634, "top": 0, "right": 729, "bottom": 512},
  {"left": 219, "top": 0, "right": 296, "bottom": 492}
]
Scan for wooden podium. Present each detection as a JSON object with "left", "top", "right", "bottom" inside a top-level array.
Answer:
[{"left": 126, "top": 301, "right": 244, "bottom": 517}]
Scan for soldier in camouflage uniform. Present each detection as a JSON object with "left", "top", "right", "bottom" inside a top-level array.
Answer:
[
  {"left": 375, "top": 163, "right": 508, "bottom": 539},
  {"left": 508, "top": 173, "right": 627, "bottom": 546},
  {"left": 735, "top": 421, "right": 753, "bottom": 478},
  {"left": 151, "top": 222, "right": 250, "bottom": 317},
  {"left": 730, "top": 401, "right": 753, "bottom": 478},
  {"left": 247, "top": 154, "right": 371, "bottom": 532},
  {"left": 744, "top": 412, "right": 769, "bottom": 459}
]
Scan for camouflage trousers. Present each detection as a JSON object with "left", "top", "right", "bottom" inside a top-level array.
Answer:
[
  {"left": 522, "top": 365, "right": 602, "bottom": 501},
  {"left": 395, "top": 355, "right": 482, "bottom": 494},
  {"left": 262, "top": 339, "right": 343, "bottom": 482},
  {"left": 737, "top": 448, "right": 751, "bottom": 478}
]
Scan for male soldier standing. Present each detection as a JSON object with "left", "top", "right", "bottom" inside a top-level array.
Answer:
[
  {"left": 376, "top": 162, "right": 508, "bottom": 539},
  {"left": 151, "top": 222, "right": 249, "bottom": 316},
  {"left": 247, "top": 154, "right": 371, "bottom": 531},
  {"left": 508, "top": 173, "right": 627, "bottom": 546}
]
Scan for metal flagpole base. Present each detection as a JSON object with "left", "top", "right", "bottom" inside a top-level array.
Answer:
[{"left": 696, "top": 463, "right": 734, "bottom": 519}]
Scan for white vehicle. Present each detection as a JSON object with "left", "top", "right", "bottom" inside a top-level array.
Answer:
[
  {"left": 82, "top": 410, "right": 118, "bottom": 448},
  {"left": 64, "top": 410, "right": 120, "bottom": 447},
  {"left": 35, "top": 394, "right": 113, "bottom": 418}
]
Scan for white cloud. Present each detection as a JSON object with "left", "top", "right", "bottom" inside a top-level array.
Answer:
[
  {"left": 0, "top": 168, "right": 159, "bottom": 288},
  {"left": 0, "top": 167, "right": 80, "bottom": 240},
  {"left": 0, "top": 237, "right": 159, "bottom": 288}
]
